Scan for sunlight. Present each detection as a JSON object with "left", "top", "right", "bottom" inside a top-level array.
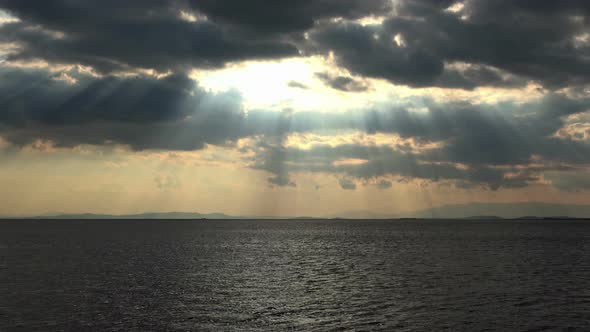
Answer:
[
  {"left": 192, "top": 58, "right": 310, "bottom": 102},
  {"left": 3, "top": 1, "right": 590, "bottom": 328},
  {"left": 0, "top": 10, "right": 17, "bottom": 24},
  {"left": 192, "top": 57, "right": 383, "bottom": 112}
]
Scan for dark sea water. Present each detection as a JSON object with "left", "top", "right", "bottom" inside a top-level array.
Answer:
[{"left": 1, "top": 219, "right": 590, "bottom": 331}]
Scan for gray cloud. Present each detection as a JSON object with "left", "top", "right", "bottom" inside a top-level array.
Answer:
[
  {"left": 275, "top": 144, "right": 536, "bottom": 190},
  {"left": 339, "top": 178, "right": 357, "bottom": 190},
  {"left": 188, "top": 0, "right": 391, "bottom": 34},
  {"left": 1, "top": 66, "right": 590, "bottom": 191},
  {"left": 242, "top": 94, "right": 590, "bottom": 189},
  {"left": 377, "top": 180, "right": 392, "bottom": 190},
  {"left": 287, "top": 81, "right": 308, "bottom": 89},
  {"left": 545, "top": 171, "right": 590, "bottom": 192},
  {"left": 2, "top": 0, "right": 590, "bottom": 90},
  {"left": 3, "top": 66, "right": 590, "bottom": 142},
  {"left": 307, "top": 0, "right": 590, "bottom": 89},
  {"left": 0, "top": 67, "right": 246, "bottom": 150},
  {"left": 3, "top": 67, "right": 590, "bottom": 148},
  {"left": 0, "top": 0, "right": 390, "bottom": 73},
  {"left": 0, "top": 1, "right": 298, "bottom": 73},
  {"left": 2, "top": 1, "right": 590, "bottom": 194},
  {"left": 309, "top": 22, "right": 445, "bottom": 87},
  {"left": 249, "top": 141, "right": 579, "bottom": 190},
  {"left": 315, "top": 73, "right": 368, "bottom": 92}
]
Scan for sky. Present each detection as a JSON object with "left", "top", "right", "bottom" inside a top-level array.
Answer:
[{"left": 1, "top": 0, "right": 590, "bottom": 217}]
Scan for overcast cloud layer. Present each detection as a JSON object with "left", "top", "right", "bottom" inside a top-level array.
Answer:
[{"left": 1, "top": 0, "right": 590, "bottom": 193}]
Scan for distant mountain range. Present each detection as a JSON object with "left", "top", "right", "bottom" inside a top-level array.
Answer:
[
  {"left": 332, "top": 202, "right": 590, "bottom": 219},
  {"left": 23, "top": 212, "right": 243, "bottom": 220},
  {"left": 2, "top": 202, "right": 590, "bottom": 220}
]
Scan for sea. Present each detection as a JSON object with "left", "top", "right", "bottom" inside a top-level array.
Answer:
[{"left": 1, "top": 219, "right": 590, "bottom": 331}]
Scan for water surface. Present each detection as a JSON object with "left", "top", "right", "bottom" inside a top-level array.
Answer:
[{"left": 1, "top": 219, "right": 590, "bottom": 331}]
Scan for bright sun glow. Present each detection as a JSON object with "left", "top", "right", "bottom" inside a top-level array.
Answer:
[
  {"left": 2, "top": 0, "right": 590, "bottom": 220},
  {"left": 191, "top": 57, "right": 545, "bottom": 114},
  {"left": 192, "top": 57, "right": 324, "bottom": 111},
  {"left": 191, "top": 57, "right": 389, "bottom": 112}
]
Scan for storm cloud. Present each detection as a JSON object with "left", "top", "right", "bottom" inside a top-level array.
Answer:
[
  {"left": 0, "top": 1, "right": 294, "bottom": 73},
  {"left": 0, "top": 67, "right": 246, "bottom": 150},
  {"left": 2, "top": 1, "right": 590, "bottom": 88},
  {"left": 244, "top": 94, "right": 590, "bottom": 189},
  {"left": 308, "top": 0, "right": 590, "bottom": 89},
  {"left": 0, "top": 0, "right": 388, "bottom": 73},
  {"left": 339, "top": 178, "right": 357, "bottom": 190},
  {"left": 315, "top": 73, "right": 369, "bottom": 92},
  {"left": 1, "top": 65, "right": 590, "bottom": 191},
  {"left": 1, "top": 1, "right": 590, "bottom": 193},
  {"left": 187, "top": 0, "right": 391, "bottom": 34}
]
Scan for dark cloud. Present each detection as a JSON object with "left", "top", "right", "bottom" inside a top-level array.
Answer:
[
  {"left": 0, "top": 1, "right": 297, "bottom": 73},
  {"left": 287, "top": 81, "right": 308, "bottom": 89},
  {"left": 461, "top": 0, "right": 590, "bottom": 21},
  {"left": 188, "top": 0, "right": 391, "bottom": 34},
  {"left": 268, "top": 175, "right": 296, "bottom": 187},
  {"left": 307, "top": 0, "right": 590, "bottom": 89},
  {"left": 3, "top": 0, "right": 590, "bottom": 89},
  {"left": 1, "top": 0, "right": 590, "bottom": 194},
  {"left": 266, "top": 158, "right": 297, "bottom": 188},
  {"left": 339, "top": 178, "right": 357, "bottom": 190},
  {"left": 546, "top": 171, "right": 590, "bottom": 192},
  {"left": 0, "top": 68, "right": 196, "bottom": 125},
  {"left": 242, "top": 94, "right": 590, "bottom": 189},
  {"left": 309, "top": 22, "right": 445, "bottom": 87},
  {"left": 435, "top": 66, "right": 527, "bottom": 90},
  {"left": 315, "top": 73, "right": 368, "bottom": 92},
  {"left": 1, "top": 66, "right": 589, "bottom": 191},
  {"left": 249, "top": 139, "right": 297, "bottom": 188},
  {"left": 0, "top": 0, "right": 390, "bottom": 73},
  {"left": 3, "top": 65, "right": 590, "bottom": 143},
  {"left": 249, "top": 142, "right": 544, "bottom": 190},
  {"left": 377, "top": 180, "right": 392, "bottom": 190},
  {"left": 0, "top": 67, "right": 245, "bottom": 150}
]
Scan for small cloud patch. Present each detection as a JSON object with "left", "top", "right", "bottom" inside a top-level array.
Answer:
[{"left": 339, "top": 178, "right": 357, "bottom": 190}]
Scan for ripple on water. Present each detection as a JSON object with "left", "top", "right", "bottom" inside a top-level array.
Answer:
[{"left": 1, "top": 219, "right": 590, "bottom": 331}]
